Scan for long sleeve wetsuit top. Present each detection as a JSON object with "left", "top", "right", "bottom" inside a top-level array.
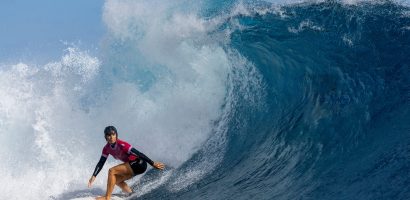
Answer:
[{"left": 92, "top": 139, "right": 154, "bottom": 177}]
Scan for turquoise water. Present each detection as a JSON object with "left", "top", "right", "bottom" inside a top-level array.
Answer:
[{"left": 0, "top": 1, "right": 409, "bottom": 199}]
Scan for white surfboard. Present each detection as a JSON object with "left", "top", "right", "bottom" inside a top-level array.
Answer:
[{"left": 70, "top": 195, "right": 124, "bottom": 200}]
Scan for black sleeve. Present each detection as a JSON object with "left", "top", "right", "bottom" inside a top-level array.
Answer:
[
  {"left": 92, "top": 156, "right": 107, "bottom": 177},
  {"left": 130, "top": 147, "right": 155, "bottom": 166}
]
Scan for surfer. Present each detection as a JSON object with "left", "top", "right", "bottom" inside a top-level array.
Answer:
[{"left": 88, "top": 126, "right": 165, "bottom": 200}]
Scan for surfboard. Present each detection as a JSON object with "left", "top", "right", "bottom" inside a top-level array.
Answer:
[{"left": 70, "top": 195, "right": 124, "bottom": 200}]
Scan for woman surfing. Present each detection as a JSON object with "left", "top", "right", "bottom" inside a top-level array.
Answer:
[{"left": 88, "top": 126, "right": 165, "bottom": 200}]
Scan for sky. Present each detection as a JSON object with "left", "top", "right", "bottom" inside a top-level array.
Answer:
[
  {"left": 1, "top": 0, "right": 408, "bottom": 64},
  {"left": 0, "top": 0, "right": 105, "bottom": 64}
]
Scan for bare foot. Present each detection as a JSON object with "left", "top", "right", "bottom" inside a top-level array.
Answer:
[{"left": 95, "top": 196, "right": 107, "bottom": 200}]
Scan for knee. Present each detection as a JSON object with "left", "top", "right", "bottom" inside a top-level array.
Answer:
[
  {"left": 108, "top": 168, "right": 116, "bottom": 176},
  {"left": 116, "top": 181, "right": 124, "bottom": 186}
]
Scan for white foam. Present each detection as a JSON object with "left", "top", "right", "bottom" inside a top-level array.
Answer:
[
  {"left": 0, "top": 47, "right": 103, "bottom": 199},
  {"left": 0, "top": 7, "right": 229, "bottom": 200},
  {"left": 130, "top": 170, "right": 173, "bottom": 198},
  {"left": 100, "top": 0, "right": 232, "bottom": 169}
]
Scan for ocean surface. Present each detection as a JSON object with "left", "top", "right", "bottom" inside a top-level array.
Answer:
[{"left": 0, "top": 0, "right": 409, "bottom": 200}]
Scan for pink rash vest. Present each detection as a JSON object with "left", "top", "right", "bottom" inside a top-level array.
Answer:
[{"left": 101, "top": 139, "right": 137, "bottom": 162}]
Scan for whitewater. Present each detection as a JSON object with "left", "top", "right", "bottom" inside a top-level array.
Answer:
[{"left": 0, "top": 0, "right": 409, "bottom": 200}]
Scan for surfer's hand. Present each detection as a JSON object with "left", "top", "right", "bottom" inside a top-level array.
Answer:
[
  {"left": 88, "top": 176, "right": 96, "bottom": 188},
  {"left": 153, "top": 162, "right": 165, "bottom": 170}
]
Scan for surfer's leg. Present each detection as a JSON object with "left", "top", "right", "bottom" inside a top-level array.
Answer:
[
  {"left": 103, "top": 163, "right": 134, "bottom": 200},
  {"left": 116, "top": 174, "right": 133, "bottom": 193}
]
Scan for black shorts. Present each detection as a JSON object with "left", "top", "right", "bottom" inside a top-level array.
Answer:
[{"left": 129, "top": 159, "right": 147, "bottom": 175}]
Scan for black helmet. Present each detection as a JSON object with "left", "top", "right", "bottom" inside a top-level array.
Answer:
[{"left": 104, "top": 126, "right": 118, "bottom": 137}]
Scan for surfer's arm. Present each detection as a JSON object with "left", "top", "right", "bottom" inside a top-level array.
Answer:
[
  {"left": 88, "top": 156, "right": 107, "bottom": 188},
  {"left": 130, "top": 147, "right": 155, "bottom": 166},
  {"left": 92, "top": 155, "right": 107, "bottom": 177}
]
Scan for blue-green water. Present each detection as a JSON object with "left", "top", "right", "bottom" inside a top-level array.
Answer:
[{"left": 0, "top": 1, "right": 409, "bottom": 200}]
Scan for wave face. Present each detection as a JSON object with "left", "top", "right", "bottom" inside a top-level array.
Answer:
[
  {"left": 0, "top": 0, "right": 409, "bottom": 200},
  {"left": 136, "top": 1, "right": 410, "bottom": 200}
]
